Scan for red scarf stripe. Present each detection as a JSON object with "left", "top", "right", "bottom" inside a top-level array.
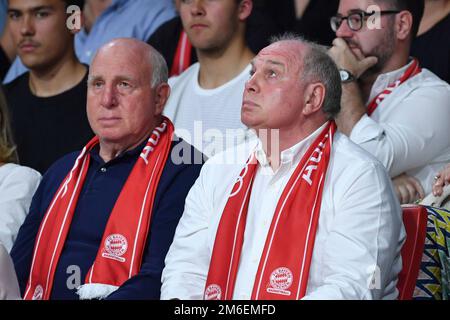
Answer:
[
  {"left": 295, "top": 130, "right": 334, "bottom": 299},
  {"left": 224, "top": 174, "right": 255, "bottom": 298},
  {"left": 24, "top": 153, "right": 90, "bottom": 299},
  {"left": 170, "top": 31, "right": 192, "bottom": 77},
  {"left": 128, "top": 153, "right": 161, "bottom": 277},
  {"left": 178, "top": 32, "right": 189, "bottom": 73},
  {"left": 367, "top": 59, "right": 421, "bottom": 116},
  {"left": 251, "top": 124, "right": 334, "bottom": 300},
  {"left": 295, "top": 173, "right": 325, "bottom": 299},
  {"left": 252, "top": 161, "right": 323, "bottom": 299},
  {"left": 253, "top": 169, "right": 305, "bottom": 298},
  {"left": 45, "top": 156, "right": 89, "bottom": 294}
]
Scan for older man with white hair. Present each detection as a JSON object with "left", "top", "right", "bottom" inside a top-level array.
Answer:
[
  {"left": 10, "top": 38, "right": 203, "bottom": 300},
  {"left": 162, "top": 35, "right": 404, "bottom": 300}
]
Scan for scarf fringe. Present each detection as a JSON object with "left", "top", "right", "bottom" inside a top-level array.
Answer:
[{"left": 76, "top": 283, "right": 119, "bottom": 300}]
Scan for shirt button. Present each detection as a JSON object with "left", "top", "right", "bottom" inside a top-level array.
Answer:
[{"left": 100, "top": 167, "right": 107, "bottom": 173}]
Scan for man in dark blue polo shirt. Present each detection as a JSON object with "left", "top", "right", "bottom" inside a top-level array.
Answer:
[{"left": 10, "top": 38, "right": 203, "bottom": 300}]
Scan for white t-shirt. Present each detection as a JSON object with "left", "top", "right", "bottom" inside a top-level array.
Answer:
[
  {"left": 351, "top": 62, "right": 450, "bottom": 195},
  {"left": 164, "top": 63, "right": 251, "bottom": 158},
  {"left": 161, "top": 125, "right": 405, "bottom": 300},
  {"left": 0, "top": 163, "right": 41, "bottom": 252}
]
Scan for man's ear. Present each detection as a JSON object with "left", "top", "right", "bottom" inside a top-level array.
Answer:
[
  {"left": 396, "top": 10, "right": 413, "bottom": 41},
  {"left": 238, "top": 0, "right": 253, "bottom": 21},
  {"left": 154, "top": 83, "right": 171, "bottom": 116},
  {"left": 302, "top": 82, "right": 326, "bottom": 116}
]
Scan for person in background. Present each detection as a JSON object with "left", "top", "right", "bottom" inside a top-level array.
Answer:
[
  {"left": 328, "top": 0, "right": 450, "bottom": 204},
  {"left": 3, "top": 0, "right": 176, "bottom": 83},
  {"left": 411, "top": 0, "right": 450, "bottom": 84},
  {"left": 163, "top": 0, "right": 255, "bottom": 158},
  {"left": 0, "top": 88, "right": 41, "bottom": 253},
  {"left": 4, "top": 0, "right": 94, "bottom": 174}
]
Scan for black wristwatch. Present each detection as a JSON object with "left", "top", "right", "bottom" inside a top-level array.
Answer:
[{"left": 339, "top": 69, "right": 356, "bottom": 83}]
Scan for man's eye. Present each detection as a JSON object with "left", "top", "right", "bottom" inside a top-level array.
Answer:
[
  {"left": 118, "top": 82, "right": 131, "bottom": 88},
  {"left": 8, "top": 12, "right": 20, "bottom": 20},
  {"left": 268, "top": 70, "right": 277, "bottom": 78},
  {"left": 36, "top": 11, "right": 49, "bottom": 18},
  {"left": 92, "top": 81, "right": 103, "bottom": 88},
  {"left": 249, "top": 70, "right": 255, "bottom": 77}
]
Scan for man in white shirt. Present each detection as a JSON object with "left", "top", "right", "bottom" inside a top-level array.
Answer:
[
  {"left": 161, "top": 35, "right": 405, "bottom": 300},
  {"left": 164, "top": 0, "right": 255, "bottom": 158},
  {"left": 328, "top": 0, "right": 450, "bottom": 204}
]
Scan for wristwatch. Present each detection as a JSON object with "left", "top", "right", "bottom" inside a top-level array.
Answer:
[{"left": 339, "top": 69, "right": 356, "bottom": 83}]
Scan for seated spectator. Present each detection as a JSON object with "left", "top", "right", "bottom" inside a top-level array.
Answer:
[
  {"left": 4, "top": 0, "right": 94, "bottom": 174},
  {"left": 0, "top": 88, "right": 40, "bottom": 252},
  {"left": 161, "top": 35, "right": 404, "bottom": 300},
  {"left": 432, "top": 163, "right": 450, "bottom": 197},
  {"left": 149, "top": 0, "right": 339, "bottom": 78},
  {"left": 328, "top": 0, "right": 450, "bottom": 204},
  {"left": 10, "top": 38, "right": 203, "bottom": 300},
  {"left": 4, "top": 0, "right": 176, "bottom": 83},
  {"left": 411, "top": 0, "right": 450, "bottom": 84},
  {"left": 163, "top": 0, "right": 255, "bottom": 158},
  {"left": 148, "top": 0, "right": 280, "bottom": 76},
  {"left": 0, "top": 243, "right": 20, "bottom": 300}
]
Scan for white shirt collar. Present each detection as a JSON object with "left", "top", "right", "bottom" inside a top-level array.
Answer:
[
  {"left": 368, "top": 59, "right": 415, "bottom": 103},
  {"left": 254, "top": 122, "right": 328, "bottom": 175}
]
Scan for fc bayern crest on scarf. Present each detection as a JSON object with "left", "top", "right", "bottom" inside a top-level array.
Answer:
[
  {"left": 101, "top": 234, "right": 128, "bottom": 263},
  {"left": 266, "top": 267, "right": 294, "bottom": 296},
  {"left": 32, "top": 285, "right": 44, "bottom": 300},
  {"left": 204, "top": 284, "right": 222, "bottom": 300}
]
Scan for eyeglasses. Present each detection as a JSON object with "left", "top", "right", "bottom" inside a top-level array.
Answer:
[{"left": 330, "top": 10, "right": 400, "bottom": 32}]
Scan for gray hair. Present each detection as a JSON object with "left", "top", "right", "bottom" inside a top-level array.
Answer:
[
  {"left": 148, "top": 46, "right": 169, "bottom": 88},
  {"left": 270, "top": 33, "right": 342, "bottom": 119}
]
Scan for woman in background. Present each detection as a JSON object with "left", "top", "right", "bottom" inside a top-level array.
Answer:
[{"left": 0, "top": 88, "right": 40, "bottom": 252}]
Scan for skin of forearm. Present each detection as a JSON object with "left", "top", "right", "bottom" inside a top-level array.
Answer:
[{"left": 336, "top": 82, "right": 367, "bottom": 136}]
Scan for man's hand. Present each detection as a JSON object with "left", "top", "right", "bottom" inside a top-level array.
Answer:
[
  {"left": 393, "top": 173, "right": 425, "bottom": 204},
  {"left": 328, "top": 38, "right": 378, "bottom": 79},
  {"left": 432, "top": 164, "right": 450, "bottom": 197}
]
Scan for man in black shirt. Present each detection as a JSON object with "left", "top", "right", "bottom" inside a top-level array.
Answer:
[{"left": 4, "top": 0, "right": 93, "bottom": 174}]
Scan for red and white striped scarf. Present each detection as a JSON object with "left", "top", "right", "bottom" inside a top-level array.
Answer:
[
  {"left": 170, "top": 30, "right": 192, "bottom": 77},
  {"left": 204, "top": 122, "right": 336, "bottom": 300},
  {"left": 23, "top": 117, "right": 174, "bottom": 300},
  {"left": 367, "top": 59, "right": 421, "bottom": 116}
]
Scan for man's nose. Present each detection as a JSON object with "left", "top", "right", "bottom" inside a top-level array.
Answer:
[
  {"left": 100, "top": 84, "right": 118, "bottom": 108},
  {"left": 20, "top": 15, "right": 35, "bottom": 36},
  {"left": 245, "top": 74, "right": 259, "bottom": 94},
  {"left": 190, "top": 0, "right": 206, "bottom": 16},
  {"left": 335, "top": 19, "right": 354, "bottom": 39}
]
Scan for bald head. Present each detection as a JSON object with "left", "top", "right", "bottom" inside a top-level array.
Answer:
[
  {"left": 267, "top": 34, "right": 342, "bottom": 119},
  {"left": 92, "top": 38, "right": 168, "bottom": 88},
  {"left": 86, "top": 39, "right": 171, "bottom": 155}
]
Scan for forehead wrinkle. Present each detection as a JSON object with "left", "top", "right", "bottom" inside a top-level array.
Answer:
[{"left": 256, "top": 42, "right": 304, "bottom": 75}]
